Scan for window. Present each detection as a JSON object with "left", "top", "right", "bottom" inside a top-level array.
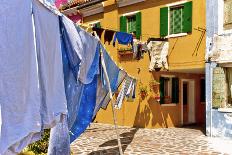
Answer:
[
  {"left": 120, "top": 12, "right": 141, "bottom": 39},
  {"left": 224, "top": 0, "right": 232, "bottom": 30},
  {"left": 160, "top": 76, "right": 179, "bottom": 104},
  {"left": 127, "top": 15, "right": 136, "bottom": 34},
  {"left": 160, "top": 1, "right": 192, "bottom": 37},
  {"left": 212, "top": 67, "right": 232, "bottom": 108},
  {"left": 170, "top": 6, "right": 184, "bottom": 35},
  {"left": 200, "top": 78, "right": 206, "bottom": 102}
]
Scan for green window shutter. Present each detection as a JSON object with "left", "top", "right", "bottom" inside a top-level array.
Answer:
[
  {"left": 160, "top": 77, "right": 165, "bottom": 104},
  {"left": 171, "top": 78, "right": 179, "bottom": 103},
  {"left": 183, "top": 1, "right": 192, "bottom": 33},
  {"left": 120, "top": 16, "right": 127, "bottom": 32},
  {"left": 136, "top": 12, "right": 142, "bottom": 39},
  {"left": 160, "top": 7, "right": 169, "bottom": 37}
]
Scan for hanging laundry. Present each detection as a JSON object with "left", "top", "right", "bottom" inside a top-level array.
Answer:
[
  {"left": 48, "top": 115, "right": 70, "bottom": 155},
  {"left": 147, "top": 41, "right": 169, "bottom": 71},
  {"left": 58, "top": 16, "right": 84, "bottom": 128},
  {"left": 92, "top": 46, "right": 121, "bottom": 117},
  {"left": 92, "top": 27, "right": 104, "bottom": 39},
  {"left": 100, "top": 69, "right": 127, "bottom": 110},
  {"left": 61, "top": 17, "right": 83, "bottom": 78},
  {"left": 48, "top": 16, "right": 84, "bottom": 155},
  {"left": 115, "top": 75, "right": 136, "bottom": 109},
  {"left": 104, "top": 30, "right": 115, "bottom": 45},
  {"left": 69, "top": 27, "right": 100, "bottom": 142},
  {"left": 113, "top": 32, "right": 133, "bottom": 47},
  {"left": 0, "top": 1, "right": 42, "bottom": 154},
  {"left": 33, "top": 0, "right": 67, "bottom": 129},
  {"left": 70, "top": 75, "right": 98, "bottom": 142},
  {"left": 77, "top": 26, "right": 100, "bottom": 84}
]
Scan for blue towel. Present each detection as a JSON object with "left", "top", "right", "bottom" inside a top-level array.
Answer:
[
  {"left": 113, "top": 32, "right": 133, "bottom": 46},
  {"left": 70, "top": 75, "right": 98, "bottom": 143}
]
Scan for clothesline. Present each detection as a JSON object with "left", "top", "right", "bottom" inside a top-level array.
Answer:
[{"left": 80, "top": 23, "right": 137, "bottom": 81}]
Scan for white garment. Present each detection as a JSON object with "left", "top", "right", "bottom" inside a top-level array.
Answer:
[
  {"left": 33, "top": 0, "right": 67, "bottom": 128},
  {"left": 0, "top": 0, "right": 42, "bottom": 154},
  {"left": 147, "top": 41, "right": 169, "bottom": 71},
  {"left": 77, "top": 27, "right": 99, "bottom": 84},
  {"left": 61, "top": 16, "right": 83, "bottom": 75}
]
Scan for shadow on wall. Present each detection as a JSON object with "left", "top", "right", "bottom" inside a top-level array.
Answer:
[
  {"left": 88, "top": 128, "right": 138, "bottom": 154},
  {"left": 132, "top": 96, "right": 176, "bottom": 128}
]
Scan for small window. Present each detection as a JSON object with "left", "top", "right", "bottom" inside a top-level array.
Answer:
[
  {"left": 160, "top": 1, "right": 192, "bottom": 37},
  {"left": 127, "top": 15, "right": 137, "bottom": 35},
  {"left": 224, "top": 0, "right": 232, "bottom": 30},
  {"left": 169, "top": 6, "right": 184, "bottom": 35},
  {"left": 120, "top": 12, "right": 141, "bottom": 39},
  {"left": 160, "top": 76, "right": 179, "bottom": 104}
]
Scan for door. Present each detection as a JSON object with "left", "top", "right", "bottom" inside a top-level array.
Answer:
[{"left": 181, "top": 80, "right": 196, "bottom": 125}]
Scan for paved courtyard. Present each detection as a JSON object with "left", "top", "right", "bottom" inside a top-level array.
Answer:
[{"left": 71, "top": 123, "right": 232, "bottom": 155}]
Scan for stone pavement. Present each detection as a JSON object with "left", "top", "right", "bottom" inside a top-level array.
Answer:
[{"left": 71, "top": 123, "right": 232, "bottom": 155}]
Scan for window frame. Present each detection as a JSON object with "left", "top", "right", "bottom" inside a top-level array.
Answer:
[
  {"left": 160, "top": 75, "right": 178, "bottom": 105},
  {"left": 127, "top": 15, "right": 137, "bottom": 35},
  {"left": 122, "top": 11, "right": 139, "bottom": 34},
  {"left": 169, "top": 5, "right": 184, "bottom": 35},
  {"left": 165, "top": 1, "right": 188, "bottom": 38}
]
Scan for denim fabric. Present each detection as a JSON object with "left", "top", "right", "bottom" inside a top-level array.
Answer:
[
  {"left": 113, "top": 32, "right": 133, "bottom": 46},
  {"left": 70, "top": 75, "right": 98, "bottom": 143},
  {"left": 0, "top": 1, "right": 42, "bottom": 154}
]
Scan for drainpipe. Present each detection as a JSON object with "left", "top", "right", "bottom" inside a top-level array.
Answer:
[
  {"left": 210, "top": 63, "right": 213, "bottom": 137},
  {"left": 210, "top": 62, "right": 217, "bottom": 137}
]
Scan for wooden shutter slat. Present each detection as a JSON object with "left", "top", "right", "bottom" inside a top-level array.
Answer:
[
  {"left": 136, "top": 12, "right": 142, "bottom": 39},
  {"left": 183, "top": 1, "right": 192, "bottom": 33},
  {"left": 160, "top": 7, "right": 169, "bottom": 37},
  {"left": 120, "top": 16, "right": 127, "bottom": 32}
]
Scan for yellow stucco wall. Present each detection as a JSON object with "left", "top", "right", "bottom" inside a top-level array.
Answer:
[{"left": 83, "top": 0, "right": 206, "bottom": 128}]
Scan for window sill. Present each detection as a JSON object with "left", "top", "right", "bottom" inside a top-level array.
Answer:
[
  {"left": 218, "top": 108, "right": 232, "bottom": 113},
  {"left": 165, "top": 33, "right": 187, "bottom": 38},
  {"left": 161, "top": 104, "right": 177, "bottom": 107}
]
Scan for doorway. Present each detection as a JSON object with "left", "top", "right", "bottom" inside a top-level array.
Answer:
[{"left": 181, "top": 79, "right": 196, "bottom": 125}]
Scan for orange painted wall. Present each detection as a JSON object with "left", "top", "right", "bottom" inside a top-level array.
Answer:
[{"left": 82, "top": 0, "right": 206, "bottom": 128}]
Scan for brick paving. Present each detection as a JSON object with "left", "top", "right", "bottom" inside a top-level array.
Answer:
[{"left": 71, "top": 123, "right": 232, "bottom": 155}]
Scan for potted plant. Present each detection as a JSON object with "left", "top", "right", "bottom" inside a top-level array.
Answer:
[
  {"left": 118, "top": 47, "right": 133, "bottom": 54},
  {"left": 139, "top": 85, "right": 148, "bottom": 99}
]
